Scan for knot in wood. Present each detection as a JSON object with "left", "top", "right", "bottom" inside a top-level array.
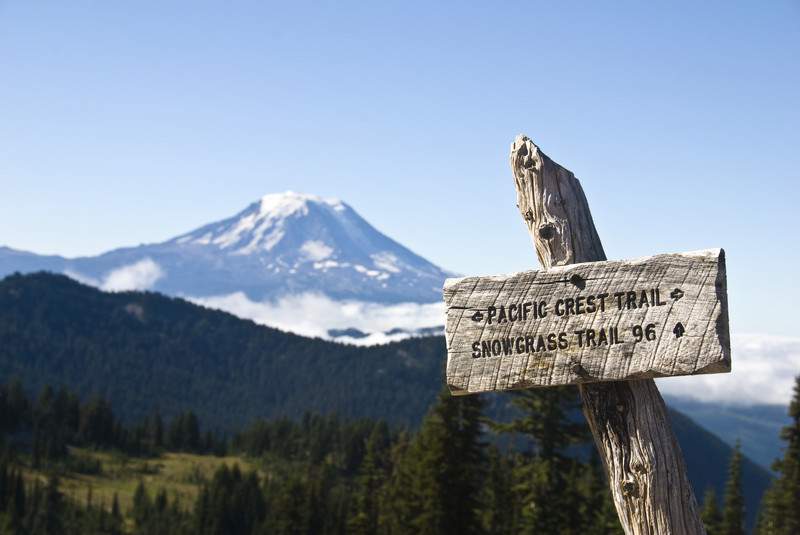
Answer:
[
  {"left": 538, "top": 223, "right": 555, "bottom": 240},
  {"left": 621, "top": 479, "right": 639, "bottom": 499},
  {"left": 632, "top": 462, "right": 647, "bottom": 474},
  {"left": 571, "top": 363, "right": 590, "bottom": 379}
]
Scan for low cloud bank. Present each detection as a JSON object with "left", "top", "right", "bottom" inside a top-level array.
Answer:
[
  {"left": 657, "top": 333, "right": 800, "bottom": 405},
  {"left": 190, "top": 291, "right": 444, "bottom": 346},
  {"left": 101, "top": 258, "right": 164, "bottom": 291},
  {"left": 65, "top": 258, "right": 164, "bottom": 292},
  {"left": 197, "top": 291, "right": 800, "bottom": 405},
  {"left": 57, "top": 272, "right": 800, "bottom": 405}
]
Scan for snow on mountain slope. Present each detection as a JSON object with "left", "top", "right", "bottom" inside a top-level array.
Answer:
[{"left": 0, "top": 192, "right": 451, "bottom": 342}]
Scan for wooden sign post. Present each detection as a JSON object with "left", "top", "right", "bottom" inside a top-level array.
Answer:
[{"left": 444, "top": 135, "right": 731, "bottom": 534}]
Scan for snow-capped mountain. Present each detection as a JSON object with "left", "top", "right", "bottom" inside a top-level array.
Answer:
[{"left": 0, "top": 192, "right": 452, "bottom": 342}]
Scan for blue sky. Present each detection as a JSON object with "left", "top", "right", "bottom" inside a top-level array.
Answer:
[{"left": 1, "top": 1, "right": 798, "bottom": 336}]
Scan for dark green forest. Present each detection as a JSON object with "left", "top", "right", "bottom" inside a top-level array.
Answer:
[
  {"left": 0, "top": 377, "right": 798, "bottom": 534},
  {"left": 1, "top": 378, "right": 621, "bottom": 534},
  {"left": 0, "top": 272, "right": 445, "bottom": 429}
]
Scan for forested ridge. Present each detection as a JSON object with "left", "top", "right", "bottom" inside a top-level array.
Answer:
[
  {"left": 0, "top": 273, "right": 786, "bottom": 532},
  {"left": 0, "top": 272, "right": 443, "bottom": 429}
]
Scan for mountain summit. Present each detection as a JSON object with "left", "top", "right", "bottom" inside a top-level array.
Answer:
[{"left": 0, "top": 192, "right": 451, "bottom": 305}]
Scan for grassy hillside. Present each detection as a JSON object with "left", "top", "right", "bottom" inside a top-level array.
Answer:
[{"left": 25, "top": 449, "right": 262, "bottom": 513}]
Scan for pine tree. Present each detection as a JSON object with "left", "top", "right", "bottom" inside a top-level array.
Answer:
[
  {"left": 753, "top": 486, "right": 778, "bottom": 535},
  {"left": 482, "top": 446, "right": 515, "bottom": 534},
  {"left": 493, "top": 387, "right": 586, "bottom": 459},
  {"left": 131, "top": 480, "right": 151, "bottom": 530},
  {"left": 348, "top": 425, "right": 387, "bottom": 534},
  {"left": 756, "top": 374, "right": 800, "bottom": 535},
  {"left": 493, "top": 387, "right": 588, "bottom": 533},
  {"left": 380, "top": 429, "right": 413, "bottom": 533},
  {"left": 773, "top": 374, "right": 800, "bottom": 534},
  {"left": 29, "top": 474, "right": 64, "bottom": 535},
  {"left": 701, "top": 487, "right": 722, "bottom": 535},
  {"left": 111, "top": 493, "right": 121, "bottom": 522},
  {"left": 386, "top": 388, "right": 486, "bottom": 535},
  {"left": 578, "top": 452, "right": 622, "bottom": 535},
  {"left": 151, "top": 411, "right": 164, "bottom": 448},
  {"left": 720, "top": 442, "right": 745, "bottom": 535}
]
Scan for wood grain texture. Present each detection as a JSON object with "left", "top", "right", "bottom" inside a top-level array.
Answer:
[
  {"left": 445, "top": 249, "right": 730, "bottom": 394},
  {"left": 508, "top": 134, "right": 707, "bottom": 535}
]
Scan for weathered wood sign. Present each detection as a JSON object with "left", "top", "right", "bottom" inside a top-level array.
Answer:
[
  {"left": 473, "top": 134, "right": 714, "bottom": 534},
  {"left": 445, "top": 249, "right": 730, "bottom": 395}
]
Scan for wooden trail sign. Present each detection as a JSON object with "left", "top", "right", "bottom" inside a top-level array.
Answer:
[
  {"left": 443, "top": 135, "right": 720, "bottom": 534},
  {"left": 445, "top": 249, "right": 730, "bottom": 394}
]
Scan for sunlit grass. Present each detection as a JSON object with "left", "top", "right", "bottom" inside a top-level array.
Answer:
[{"left": 23, "top": 448, "right": 263, "bottom": 513}]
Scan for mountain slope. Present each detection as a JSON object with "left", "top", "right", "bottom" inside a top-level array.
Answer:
[
  {"left": 666, "top": 395, "right": 789, "bottom": 470},
  {"left": 0, "top": 272, "right": 772, "bottom": 527},
  {"left": 669, "top": 409, "right": 768, "bottom": 530},
  {"left": 0, "top": 192, "right": 451, "bottom": 304}
]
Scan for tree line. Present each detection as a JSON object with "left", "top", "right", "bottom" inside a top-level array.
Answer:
[
  {"left": 0, "top": 376, "right": 798, "bottom": 534},
  {"left": 0, "top": 379, "right": 224, "bottom": 466}
]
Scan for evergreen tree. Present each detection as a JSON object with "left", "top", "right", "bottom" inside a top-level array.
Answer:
[
  {"left": 482, "top": 446, "right": 516, "bottom": 534},
  {"left": 263, "top": 471, "right": 309, "bottom": 535},
  {"left": 379, "top": 429, "right": 412, "bottom": 533},
  {"left": 387, "top": 388, "right": 486, "bottom": 535},
  {"left": 720, "top": 442, "right": 745, "bottom": 535},
  {"left": 493, "top": 387, "right": 588, "bottom": 534},
  {"left": 11, "top": 469, "right": 25, "bottom": 531},
  {"left": 578, "top": 452, "right": 622, "bottom": 535},
  {"left": 194, "top": 463, "right": 265, "bottom": 535},
  {"left": 701, "top": 487, "right": 722, "bottom": 535},
  {"left": 131, "top": 480, "right": 151, "bottom": 530},
  {"left": 151, "top": 411, "right": 164, "bottom": 448},
  {"left": 493, "top": 387, "right": 586, "bottom": 459},
  {"left": 775, "top": 375, "right": 800, "bottom": 534},
  {"left": 348, "top": 424, "right": 387, "bottom": 534},
  {"left": 29, "top": 474, "right": 63, "bottom": 535},
  {"left": 111, "top": 492, "right": 121, "bottom": 522},
  {"left": 753, "top": 486, "right": 777, "bottom": 535},
  {"left": 756, "top": 375, "right": 800, "bottom": 535},
  {"left": 0, "top": 379, "right": 29, "bottom": 434}
]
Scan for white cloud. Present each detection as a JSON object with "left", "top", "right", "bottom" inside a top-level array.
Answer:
[
  {"left": 66, "top": 258, "right": 165, "bottom": 292},
  {"left": 101, "top": 258, "right": 164, "bottom": 291},
  {"left": 300, "top": 240, "right": 333, "bottom": 261},
  {"left": 657, "top": 333, "right": 800, "bottom": 405},
  {"left": 190, "top": 291, "right": 444, "bottom": 345},
  {"left": 371, "top": 252, "right": 401, "bottom": 273}
]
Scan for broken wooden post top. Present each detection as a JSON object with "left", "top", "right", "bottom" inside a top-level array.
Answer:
[
  {"left": 510, "top": 134, "right": 605, "bottom": 268},
  {"left": 444, "top": 248, "right": 730, "bottom": 395}
]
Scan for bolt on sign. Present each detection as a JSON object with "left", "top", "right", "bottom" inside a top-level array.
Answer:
[{"left": 444, "top": 248, "right": 730, "bottom": 395}]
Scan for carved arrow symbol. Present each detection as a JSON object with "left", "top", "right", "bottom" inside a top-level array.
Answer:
[
  {"left": 673, "top": 322, "right": 685, "bottom": 338},
  {"left": 471, "top": 310, "right": 484, "bottom": 322},
  {"left": 670, "top": 288, "right": 684, "bottom": 301}
]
